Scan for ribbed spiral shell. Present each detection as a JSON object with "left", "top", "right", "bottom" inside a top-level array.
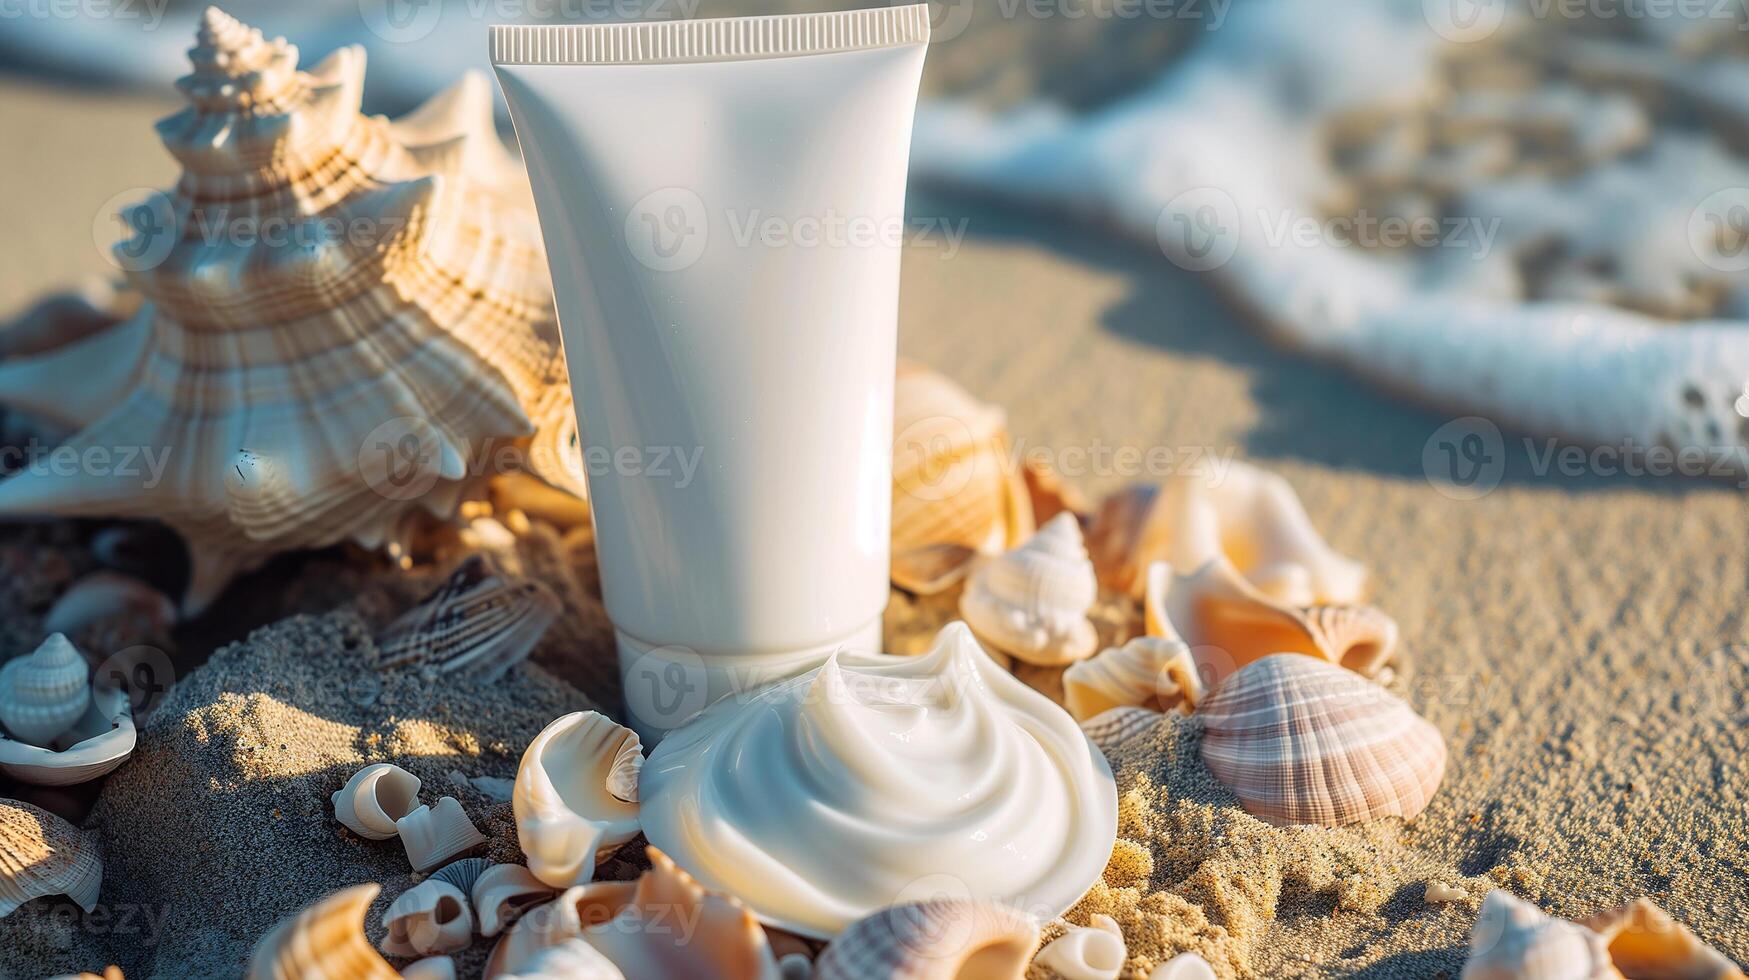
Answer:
[
  {"left": 959, "top": 513, "right": 1099, "bottom": 666},
  {"left": 1199, "top": 654, "right": 1446, "bottom": 826},
  {"left": 815, "top": 899, "right": 1040, "bottom": 980},
  {"left": 0, "top": 634, "right": 91, "bottom": 747}
]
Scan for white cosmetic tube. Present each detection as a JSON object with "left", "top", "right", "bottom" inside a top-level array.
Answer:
[{"left": 491, "top": 7, "right": 929, "bottom": 737}]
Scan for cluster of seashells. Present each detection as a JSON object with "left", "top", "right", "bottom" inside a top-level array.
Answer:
[
  {"left": 1462, "top": 890, "right": 1746, "bottom": 980},
  {"left": 0, "top": 633, "right": 136, "bottom": 790}
]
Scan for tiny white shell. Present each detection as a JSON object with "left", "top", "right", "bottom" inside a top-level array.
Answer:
[
  {"left": 1149, "top": 953, "right": 1217, "bottom": 980},
  {"left": 1462, "top": 891, "right": 1618, "bottom": 980},
  {"left": 398, "top": 797, "right": 487, "bottom": 873},
  {"left": 0, "top": 677, "right": 135, "bottom": 786},
  {"left": 513, "top": 712, "right": 642, "bottom": 888},
  {"left": 0, "top": 798, "right": 102, "bottom": 918},
  {"left": 1033, "top": 914, "right": 1126, "bottom": 980},
  {"left": 959, "top": 513, "right": 1100, "bottom": 666},
  {"left": 382, "top": 878, "right": 474, "bottom": 957},
  {"left": 331, "top": 764, "right": 423, "bottom": 841},
  {"left": 814, "top": 899, "right": 1039, "bottom": 980},
  {"left": 0, "top": 634, "right": 91, "bottom": 747},
  {"left": 1062, "top": 636, "right": 1203, "bottom": 722},
  {"left": 246, "top": 883, "right": 399, "bottom": 980},
  {"left": 473, "top": 863, "right": 557, "bottom": 937}
]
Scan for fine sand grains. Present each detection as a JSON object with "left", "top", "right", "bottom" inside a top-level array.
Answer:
[
  {"left": 0, "top": 610, "right": 598, "bottom": 979},
  {"left": 1035, "top": 715, "right": 1495, "bottom": 980}
]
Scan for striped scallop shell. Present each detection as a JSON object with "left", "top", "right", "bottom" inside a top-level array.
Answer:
[
  {"left": 1199, "top": 654, "right": 1446, "bottom": 826},
  {"left": 890, "top": 361, "right": 1034, "bottom": 595},
  {"left": 0, "top": 9, "right": 574, "bottom": 615},
  {"left": 0, "top": 798, "right": 103, "bottom": 918},
  {"left": 248, "top": 883, "right": 400, "bottom": 980},
  {"left": 958, "top": 513, "right": 1099, "bottom": 666},
  {"left": 814, "top": 899, "right": 1040, "bottom": 980}
]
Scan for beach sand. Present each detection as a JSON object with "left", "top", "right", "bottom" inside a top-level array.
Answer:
[{"left": 2, "top": 77, "right": 1748, "bottom": 977}]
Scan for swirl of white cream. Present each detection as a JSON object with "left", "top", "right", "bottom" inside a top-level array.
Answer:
[{"left": 639, "top": 621, "right": 1118, "bottom": 938}]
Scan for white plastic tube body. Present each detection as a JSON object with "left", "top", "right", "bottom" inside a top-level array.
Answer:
[{"left": 492, "top": 8, "right": 929, "bottom": 736}]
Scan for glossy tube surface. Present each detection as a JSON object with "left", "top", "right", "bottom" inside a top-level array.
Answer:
[{"left": 492, "top": 7, "right": 929, "bottom": 736}]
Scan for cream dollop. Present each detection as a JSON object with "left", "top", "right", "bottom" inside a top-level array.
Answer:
[{"left": 640, "top": 621, "right": 1118, "bottom": 938}]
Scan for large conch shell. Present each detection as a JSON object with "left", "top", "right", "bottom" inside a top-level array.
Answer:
[
  {"left": 1463, "top": 891, "right": 1620, "bottom": 980},
  {"left": 0, "top": 9, "right": 579, "bottom": 614},
  {"left": 1032, "top": 914, "right": 1126, "bottom": 980},
  {"left": 1143, "top": 559, "right": 1397, "bottom": 692},
  {"left": 890, "top": 361, "right": 1034, "bottom": 595},
  {"left": 0, "top": 670, "right": 135, "bottom": 787},
  {"left": 1199, "top": 654, "right": 1446, "bottom": 826},
  {"left": 0, "top": 634, "right": 92, "bottom": 746},
  {"left": 247, "top": 883, "right": 399, "bottom": 980},
  {"left": 513, "top": 711, "right": 642, "bottom": 888},
  {"left": 375, "top": 555, "right": 561, "bottom": 682},
  {"left": 959, "top": 513, "right": 1099, "bottom": 666},
  {"left": 331, "top": 763, "right": 423, "bottom": 841},
  {"left": 486, "top": 846, "right": 780, "bottom": 980},
  {"left": 814, "top": 899, "right": 1040, "bottom": 980},
  {"left": 1088, "top": 462, "right": 1366, "bottom": 606},
  {"left": 1062, "top": 636, "right": 1202, "bottom": 723},
  {"left": 1580, "top": 899, "right": 1746, "bottom": 980},
  {"left": 0, "top": 798, "right": 103, "bottom": 918}
]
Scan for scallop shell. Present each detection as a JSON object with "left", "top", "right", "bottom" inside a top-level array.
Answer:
[
  {"left": 1143, "top": 560, "right": 1397, "bottom": 692},
  {"left": 1580, "top": 898, "right": 1746, "bottom": 980},
  {"left": 398, "top": 797, "right": 487, "bottom": 873},
  {"left": 376, "top": 556, "right": 560, "bottom": 682},
  {"left": 1062, "top": 636, "right": 1203, "bottom": 723},
  {"left": 473, "top": 863, "right": 557, "bottom": 937},
  {"left": 487, "top": 846, "right": 779, "bottom": 980},
  {"left": 1150, "top": 953, "right": 1218, "bottom": 980},
  {"left": 814, "top": 899, "right": 1040, "bottom": 980},
  {"left": 513, "top": 712, "right": 642, "bottom": 888},
  {"left": 958, "top": 513, "right": 1099, "bottom": 666},
  {"left": 1462, "top": 891, "right": 1620, "bottom": 980},
  {"left": 331, "top": 763, "right": 423, "bottom": 841},
  {"left": 246, "top": 883, "right": 399, "bottom": 980},
  {"left": 0, "top": 9, "right": 577, "bottom": 615},
  {"left": 1199, "top": 654, "right": 1446, "bottom": 826},
  {"left": 1033, "top": 914, "right": 1126, "bottom": 980},
  {"left": 0, "top": 798, "right": 102, "bottom": 918},
  {"left": 0, "top": 634, "right": 92, "bottom": 747},
  {"left": 1088, "top": 462, "right": 1366, "bottom": 605},
  {"left": 382, "top": 878, "right": 474, "bottom": 957},
  {"left": 0, "top": 674, "right": 136, "bottom": 786},
  {"left": 890, "top": 361, "right": 1034, "bottom": 595}
]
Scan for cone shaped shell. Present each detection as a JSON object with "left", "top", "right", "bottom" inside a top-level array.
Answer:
[
  {"left": 247, "top": 882, "right": 400, "bottom": 980},
  {"left": 0, "top": 678, "right": 136, "bottom": 787},
  {"left": 0, "top": 634, "right": 91, "bottom": 747},
  {"left": 959, "top": 513, "right": 1099, "bottom": 666},
  {"left": 513, "top": 711, "right": 642, "bottom": 888},
  {"left": 1199, "top": 654, "right": 1446, "bottom": 826},
  {"left": 890, "top": 361, "right": 1033, "bottom": 594},
  {"left": 814, "top": 899, "right": 1040, "bottom": 980}
]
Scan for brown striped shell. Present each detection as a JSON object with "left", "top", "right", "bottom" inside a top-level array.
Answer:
[
  {"left": 890, "top": 362, "right": 1034, "bottom": 595},
  {"left": 0, "top": 797, "right": 102, "bottom": 917},
  {"left": 1199, "top": 654, "right": 1446, "bottom": 826},
  {"left": 247, "top": 883, "right": 400, "bottom": 980},
  {"left": 0, "top": 9, "right": 576, "bottom": 614},
  {"left": 814, "top": 899, "right": 1040, "bottom": 980}
]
